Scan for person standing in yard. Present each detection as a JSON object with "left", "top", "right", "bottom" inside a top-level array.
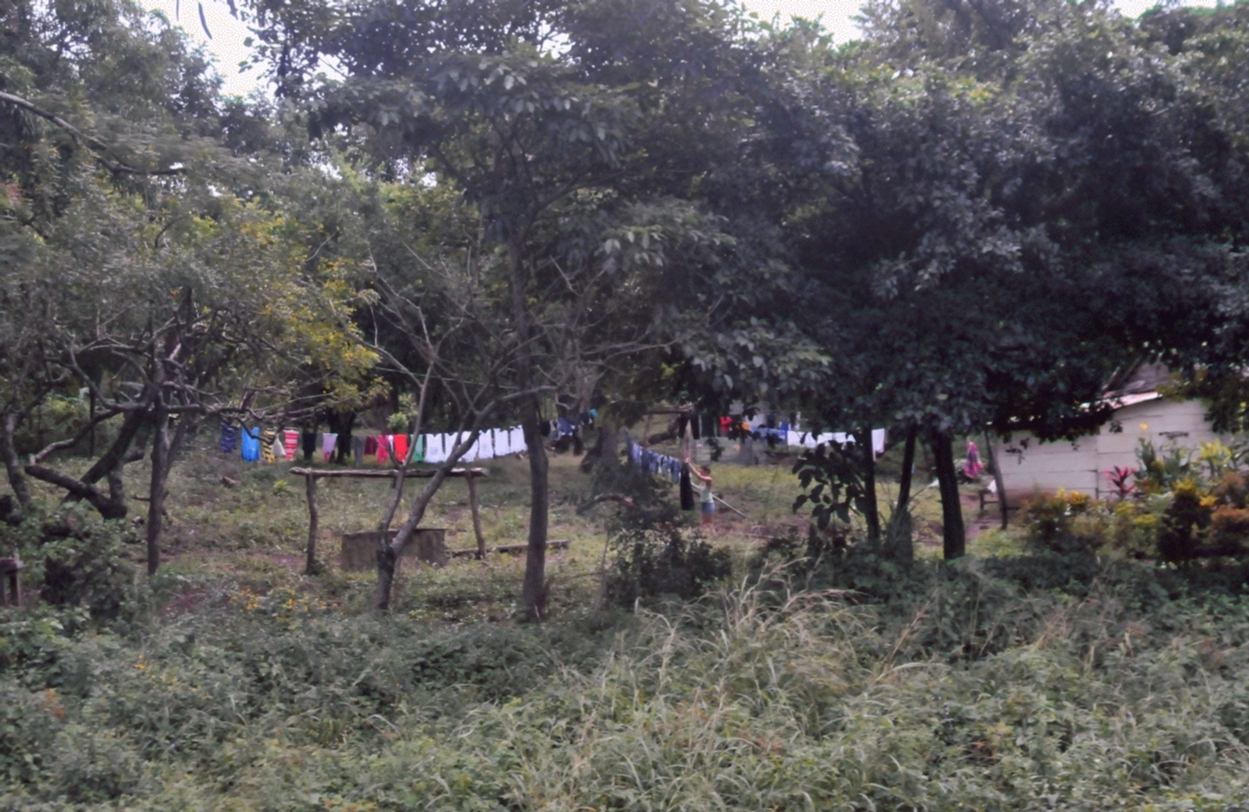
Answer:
[{"left": 687, "top": 457, "right": 715, "bottom": 527}]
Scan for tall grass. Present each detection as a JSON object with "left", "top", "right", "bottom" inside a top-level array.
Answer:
[{"left": 5, "top": 560, "right": 1249, "bottom": 810}]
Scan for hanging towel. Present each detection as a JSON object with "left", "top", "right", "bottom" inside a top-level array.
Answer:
[
  {"left": 301, "top": 430, "right": 316, "bottom": 461},
  {"left": 261, "top": 429, "right": 277, "bottom": 464},
  {"left": 393, "top": 434, "right": 409, "bottom": 464},
  {"left": 319, "top": 433, "right": 336, "bottom": 462},
  {"left": 377, "top": 435, "right": 390, "bottom": 464},
  {"left": 364, "top": 435, "right": 378, "bottom": 457},
  {"left": 352, "top": 435, "right": 365, "bottom": 466},
  {"left": 219, "top": 423, "right": 237, "bottom": 454},
  {"left": 412, "top": 434, "right": 424, "bottom": 463},
  {"left": 283, "top": 430, "right": 299, "bottom": 460},
  {"left": 241, "top": 427, "right": 260, "bottom": 462},
  {"left": 512, "top": 427, "right": 526, "bottom": 454}
]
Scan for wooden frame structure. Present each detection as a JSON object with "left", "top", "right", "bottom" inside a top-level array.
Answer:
[{"left": 288, "top": 467, "right": 489, "bottom": 574}]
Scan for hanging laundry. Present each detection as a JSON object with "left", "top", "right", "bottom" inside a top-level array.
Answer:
[
  {"left": 412, "top": 434, "right": 424, "bottom": 463},
  {"left": 283, "top": 430, "right": 299, "bottom": 460},
  {"left": 680, "top": 466, "right": 695, "bottom": 511},
  {"left": 419, "top": 434, "right": 436, "bottom": 464},
  {"left": 364, "top": 435, "right": 378, "bottom": 458},
  {"left": 322, "top": 433, "right": 338, "bottom": 462},
  {"left": 219, "top": 422, "right": 237, "bottom": 454},
  {"left": 393, "top": 433, "right": 409, "bottom": 464},
  {"left": 271, "top": 436, "right": 286, "bottom": 464},
  {"left": 241, "top": 428, "right": 261, "bottom": 462},
  {"left": 377, "top": 435, "right": 390, "bottom": 464},
  {"left": 352, "top": 435, "right": 365, "bottom": 467},
  {"left": 510, "top": 427, "right": 525, "bottom": 454},
  {"left": 260, "top": 429, "right": 277, "bottom": 464},
  {"left": 301, "top": 430, "right": 316, "bottom": 462}
]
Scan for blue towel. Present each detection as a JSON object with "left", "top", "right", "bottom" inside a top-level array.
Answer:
[{"left": 240, "top": 427, "right": 261, "bottom": 462}]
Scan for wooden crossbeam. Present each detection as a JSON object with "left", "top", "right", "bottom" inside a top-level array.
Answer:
[{"left": 288, "top": 467, "right": 488, "bottom": 479}]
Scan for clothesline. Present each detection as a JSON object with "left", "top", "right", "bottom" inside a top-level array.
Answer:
[{"left": 219, "top": 423, "right": 527, "bottom": 465}]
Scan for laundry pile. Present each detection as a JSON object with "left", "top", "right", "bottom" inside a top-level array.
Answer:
[{"left": 220, "top": 423, "right": 527, "bottom": 465}]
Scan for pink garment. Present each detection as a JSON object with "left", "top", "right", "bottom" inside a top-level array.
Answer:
[
  {"left": 283, "top": 430, "right": 299, "bottom": 460},
  {"left": 393, "top": 434, "right": 409, "bottom": 463},
  {"left": 376, "top": 435, "right": 390, "bottom": 464},
  {"left": 322, "top": 433, "right": 338, "bottom": 462}
]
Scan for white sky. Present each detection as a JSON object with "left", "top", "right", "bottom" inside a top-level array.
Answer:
[{"left": 143, "top": 0, "right": 1220, "bottom": 99}]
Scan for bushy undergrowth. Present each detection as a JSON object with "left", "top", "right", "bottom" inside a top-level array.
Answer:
[{"left": 5, "top": 557, "right": 1249, "bottom": 810}]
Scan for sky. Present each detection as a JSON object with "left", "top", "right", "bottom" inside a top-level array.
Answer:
[{"left": 142, "top": 0, "right": 1220, "bottom": 99}]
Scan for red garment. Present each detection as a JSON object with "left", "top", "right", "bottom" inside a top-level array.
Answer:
[
  {"left": 364, "top": 435, "right": 378, "bottom": 456},
  {"left": 283, "top": 430, "right": 299, "bottom": 461},
  {"left": 393, "top": 434, "right": 409, "bottom": 463},
  {"left": 376, "top": 435, "right": 390, "bottom": 463}
]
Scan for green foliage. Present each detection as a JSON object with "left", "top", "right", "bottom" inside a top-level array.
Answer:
[
  {"left": 791, "top": 439, "right": 871, "bottom": 529},
  {"left": 0, "top": 505, "right": 143, "bottom": 624},
  {"left": 8, "top": 558, "right": 1249, "bottom": 809},
  {"left": 596, "top": 456, "right": 731, "bottom": 607}
]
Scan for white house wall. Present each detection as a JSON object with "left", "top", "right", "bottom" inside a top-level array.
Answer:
[{"left": 992, "top": 398, "right": 1226, "bottom": 503}]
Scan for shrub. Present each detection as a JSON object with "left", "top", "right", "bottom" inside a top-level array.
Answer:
[{"left": 1019, "top": 489, "right": 1104, "bottom": 556}]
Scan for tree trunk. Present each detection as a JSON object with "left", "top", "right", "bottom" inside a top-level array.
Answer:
[
  {"left": 855, "top": 430, "right": 880, "bottom": 546},
  {"left": 0, "top": 413, "right": 32, "bottom": 509},
  {"left": 885, "top": 428, "right": 918, "bottom": 563},
  {"left": 146, "top": 410, "right": 169, "bottom": 575},
  {"left": 931, "top": 432, "right": 965, "bottom": 560},
  {"left": 78, "top": 407, "right": 146, "bottom": 488},
  {"left": 982, "top": 431, "right": 1009, "bottom": 529},
  {"left": 894, "top": 427, "right": 917, "bottom": 519},
  {"left": 579, "top": 417, "right": 618, "bottom": 474},
  {"left": 467, "top": 473, "right": 487, "bottom": 560},
  {"left": 521, "top": 405, "right": 550, "bottom": 621},
  {"left": 325, "top": 410, "right": 356, "bottom": 464},
  {"left": 505, "top": 235, "right": 551, "bottom": 622},
  {"left": 372, "top": 430, "right": 481, "bottom": 611}
]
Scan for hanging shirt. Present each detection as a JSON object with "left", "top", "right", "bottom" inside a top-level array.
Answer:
[
  {"left": 260, "top": 429, "right": 277, "bottom": 464},
  {"left": 301, "top": 430, "right": 317, "bottom": 462},
  {"left": 376, "top": 435, "right": 390, "bottom": 464},
  {"left": 322, "top": 433, "right": 338, "bottom": 462},
  {"left": 219, "top": 423, "right": 237, "bottom": 454},
  {"left": 352, "top": 435, "right": 365, "bottom": 467},
  {"left": 283, "top": 430, "right": 299, "bottom": 460},
  {"left": 240, "top": 427, "right": 260, "bottom": 462},
  {"left": 393, "top": 434, "right": 409, "bottom": 464},
  {"left": 364, "top": 435, "right": 378, "bottom": 457},
  {"left": 412, "top": 435, "right": 424, "bottom": 463}
]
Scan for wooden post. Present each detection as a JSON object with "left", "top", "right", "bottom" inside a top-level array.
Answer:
[
  {"left": 304, "top": 473, "right": 320, "bottom": 575},
  {"left": 466, "top": 472, "right": 487, "bottom": 560}
]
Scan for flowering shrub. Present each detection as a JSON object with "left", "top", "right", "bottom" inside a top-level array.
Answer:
[{"left": 1023, "top": 439, "right": 1249, "bottom": 563}]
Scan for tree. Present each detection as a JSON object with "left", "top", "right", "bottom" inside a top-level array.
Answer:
[
  {"left": 750, "top": 0, "right": 1249, "bottom": 558},
  {"left": 246, "top": 0, "right": 767, "bottom": 619},
  {"left": 0, "top": 0, "right": 375, "bottom": 572}
]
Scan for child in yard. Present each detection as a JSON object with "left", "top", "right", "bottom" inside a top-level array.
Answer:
[{"left": 686, "top": 457, "right": 714, "bottom": 527}]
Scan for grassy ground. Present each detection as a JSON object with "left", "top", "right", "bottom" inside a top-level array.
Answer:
[{"left": 3, "top": 428, "right": 996, "bottom": 620}]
